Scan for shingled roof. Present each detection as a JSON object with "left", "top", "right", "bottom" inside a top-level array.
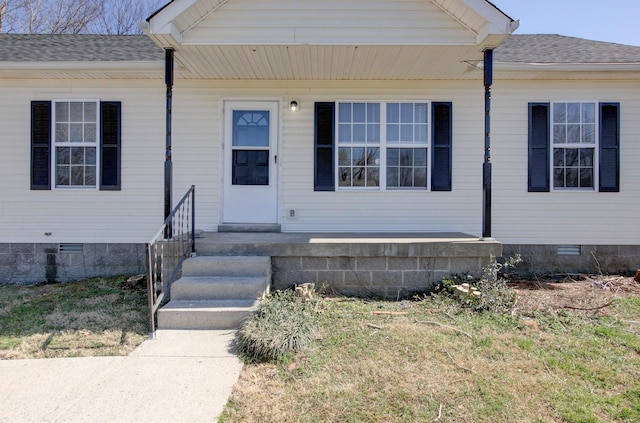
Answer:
[
  {"left": 1, "top": 33, "right": 639, "bottom": 65},
  {"left": 0, "top": 34, "right": 164, "bottom": 62},
  {"left": 494, "top": 34, "right": 640, "bottom": 64}
]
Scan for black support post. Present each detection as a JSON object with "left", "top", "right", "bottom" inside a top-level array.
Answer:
[
  {"left": 164, "top": 49, "right": 174, "bottom": 222},
  {"left": 482, "top": 49, "right": 493, "bottom": 239}
]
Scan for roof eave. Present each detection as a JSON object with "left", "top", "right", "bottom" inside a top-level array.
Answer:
[
  {"left": 495, "top": 62, "right": 640, "bottom": 71},
  {"left": 0, "top": 61, "right": 164, "bottom": 71}
]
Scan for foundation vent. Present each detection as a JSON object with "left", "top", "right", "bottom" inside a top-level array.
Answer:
[
  {"left": 59, "top": 243, "right": 83, "bottom": 253},
  {"left": 557, "top": 245, "right": 581, "bottom": 256}
]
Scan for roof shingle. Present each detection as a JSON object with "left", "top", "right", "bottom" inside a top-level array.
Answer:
[{"left": 0, "top": 34, "right": 164, "bottom": 62}]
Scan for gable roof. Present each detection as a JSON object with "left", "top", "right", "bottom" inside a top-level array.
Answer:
[
  {"left": 494, "top": 34, "right": 640, "bottom": 64},
  {"left": 0, "top": 34, "right": 164, "bottom": 62}
]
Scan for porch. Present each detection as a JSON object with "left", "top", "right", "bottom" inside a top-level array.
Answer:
[{"left": 195, "top": 232, "right": 501, "bottom": 298}]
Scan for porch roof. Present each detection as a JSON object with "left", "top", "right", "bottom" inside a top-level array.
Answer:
[{"left": 144, "top": 0, "right": 517, "bottom": 80}]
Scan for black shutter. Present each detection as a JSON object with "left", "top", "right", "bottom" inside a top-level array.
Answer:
[
  {"left": 31, "top": 101, "right": 51, "bottom": 190},
  {"left": 100, "top": 101, "right": 121, "bottom": 190},
  {"left": 431, "top": 102, "right": 452, "bottom": 191},
  {"left": 599, "top": 103, "right": 620, "bottom": 192},
  {"left": 528, "top": 103, "right": 550, "bottom": 192},
  {"left": 314, "top": 102, "right": 335, "bottom": 191}
]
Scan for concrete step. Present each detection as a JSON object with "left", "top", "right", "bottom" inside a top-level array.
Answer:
[
  {"left": 181, "top": 256, "right": 271, "bottom": 278},
  {"left": 157, "top": 299, "right": 258, "bottom": 330},
  {"left": 170, "top": 276, "right": 269, "bottom": 301}
]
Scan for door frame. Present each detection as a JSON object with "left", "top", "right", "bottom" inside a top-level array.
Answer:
[{"left": 220, "top": 98, "right": 282, "bottom": 225}]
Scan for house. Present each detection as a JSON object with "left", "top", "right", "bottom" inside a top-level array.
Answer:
[{"left": 0, "top": 0, "right": 638, "bottom": 294}]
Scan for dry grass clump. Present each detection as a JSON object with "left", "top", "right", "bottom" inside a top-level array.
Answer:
[{"left": 237, "top": 290, "right": 320, "bottom": 363}]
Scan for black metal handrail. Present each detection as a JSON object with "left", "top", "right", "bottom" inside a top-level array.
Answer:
[{"left": 146, "top": 185, "right": 195, "bottom": 338}]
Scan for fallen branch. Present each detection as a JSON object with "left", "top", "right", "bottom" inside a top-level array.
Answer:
[
  {"left": 366, "top": 323, "right": 384, "bottom": 330},
  {"left": 372, "top": 311, "right": 408, "bottom": 316},
  {"left": 441, "top": 349, "right": 476, "bottom": 374},
  {"left": 433, "top": 404, "right": 443, "bottom": 422},
  {"left": 562, "top": 300, "right": 613, "bottom": 311},
  {"left": 414, "top": 320, "right": 473, "bottom": 339}
]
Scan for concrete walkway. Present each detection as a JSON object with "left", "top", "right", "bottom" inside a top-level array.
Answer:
[{"left": 0, "top": 330, "right": 243, "bottom": 423}]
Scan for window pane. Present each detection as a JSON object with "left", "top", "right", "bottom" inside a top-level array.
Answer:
[
  {"left": 387, "top": 124, "right": 399, "bottom": 143},
  {"left": 400, "top": 124, "right": 413, "bottom": 142},
  {"left": 353, "top": 124, "right": 366, "bottom": 142},
  {"left": 387, "top": 167, "right": 399, "bottom": 187},
  {"left": 85, "top": 166, "right": 96, "bottom": 185},
  {"left": 366, "top": 168, "right": 379, "bottom": 187},
  {"left": 71, "top": 147, "right": 85, "bottom": 165},
  {"left": 71, "top": 166, "right": 84, "bottom": 185},
  {"left": 579, "top": 149, "right": 593, "bottom": 166},
  {"left": 400, "top": 103, "right": 413, "bottom": 123},
  {"left": 565, "top": 168, "right": 578, "bottom": 187},
  {"left": 366, "top": 148, "right": 380, "bottom": 166},
  {"left": 353, "top": 103, "right": 366, "bottom": 122},
  {"left": 554, "top": 168, "right": 565, "bottom": 188},
  {"left": 367, "top": 103, "right": 380, "bottom": 122},
  {"left": 57, "top": 165, "right": 70, "bottom": 186},
  {"left": 86, "top": 147, "right": 96, "bottom": 165},
  {"left": 70, "top": 123, "right": 83, "bottom": 142},
  {"left": 414, "top": 124, "right": 428, "bottom": 143},
  {"left": 57, "top": 147, "right": 70, "bottom": 164},
  {"left": 582, "top": 124, "right": 595, "bottom": 144},
  {"left": 56, "top": 102, "right": 69, "bottom": 122},
  {"left": 338, "top": 148, "right": 351, "bottom": 166},
  {"left": 352, "top": 147, "right": 365, "bottom": 166},
  {"left": 415, "top": 103, "right": 428, "bottom": 123},
  {"left": 366, "top": 123, "right": 379, "bottom": 143},
  {"left": 567, "top": 124, "right": 580, "bottom": 143},
  {"left": 352, "top": 167, "right": 366, "bottom": 186},
  {"left": 566, "top": 103, "right": 580, "bottom": 123},
  {"left": 553, "top": 125, "right": 566, "bottom": 143},
  {"left": 387, "top": 103, "right": 399, "bottom": 123},
  {"left": 339, "top": 167, "right": 352, "bottom": 186},
  {"left": 553, "top": 148, "right": 564, "bottom": 166},
  {"left": 387, "top": 148, "right": 399, "bottom": 166},
  {"left": 414, "top": 167, "right": 427, "bottom": 188},
  {"left": 339, "top": 103, "right": 351, "bottom": 123},
  {"left": 70, "top": 102, "right": 83, "bottom": 122},
  {"left": 553, "top": 103, "right": 566, "bottom": 123},
  {"left": 233, "top": 111, "right": 269, "bottom": 147},
  {"left": 84, "top": 102, "right": 97, "bottom": 122},
  {"left": 414, "top": 148, "right": 427, "bottom": 166},
  {"left": 399, "top": 149, "right": 413, "bottom": 166},
  {"left": 582, "top": 103, "right": 595, "bottom": 123},
  {"left": 580, "top": 168, "right": 593, "bottom": 187},
  {"left": 338, "top": 123, "right": 351, "bottom": 143},
  {"left": 56, "top": 123, "right": 68, "bottom": 143},
  {"left": 84, "top": 123, "right": 97, "bottom": 143},
  {"left": 565, "top": 148, "right": 578, "bottom": 166}
]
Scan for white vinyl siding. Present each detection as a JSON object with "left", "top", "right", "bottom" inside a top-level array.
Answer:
[
  {"left": 0, "top": 79, "right": 165, "bottom": 243},
  {"left": 492, "top": 80, "right": 640, "bottom": 245},
  {"left": 183, "top": 0, "right": 475, "bottom": 45}
]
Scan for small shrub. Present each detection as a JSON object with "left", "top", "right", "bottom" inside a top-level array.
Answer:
[
  {"left": 237, "top": 290, "right": 320, "bottom": 363},
  {"left": 436, "top": 255, "right": 522, "bottom": 313}
]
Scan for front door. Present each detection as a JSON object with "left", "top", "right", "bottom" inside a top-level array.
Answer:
[{"left": 222, "top": 100, "right": 279, "bottom": 224}]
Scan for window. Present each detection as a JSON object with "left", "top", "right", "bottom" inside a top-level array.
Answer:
[
  {"left": 552, "top": 102, "right": 595, "bottom": 189},
  {"left": 317, "top": 101, "right": 451, "bottom": 191},
  {"left": 30, "top": 100, "right": 121, "bottom": 191},
  {"left": 528, "top": 102, "right": 619, "bottom": 192},
  {"left": 54, "top": 101, "right": 98, "bottom": 188}
]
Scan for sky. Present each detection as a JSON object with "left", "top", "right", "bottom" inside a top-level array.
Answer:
[{"left": 490, "top": 0, "right": 640, "bottom": 46}]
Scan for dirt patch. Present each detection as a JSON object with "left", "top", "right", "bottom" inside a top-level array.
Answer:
[{"left": 509, "top": 274, "right": 640, "bottom": 315}]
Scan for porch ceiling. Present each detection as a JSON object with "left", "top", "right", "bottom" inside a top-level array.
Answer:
[{"left": 170, "top": 44, "right": 487, "bottom": 80}]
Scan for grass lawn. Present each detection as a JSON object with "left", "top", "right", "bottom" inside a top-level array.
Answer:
[
  {"left": 221, "top": 277, "right": 640, "bottom": 423},
  {"left": 0, "top": 276, "right": 148, "bottom": 359}
]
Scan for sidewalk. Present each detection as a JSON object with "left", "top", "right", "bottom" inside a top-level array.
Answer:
[{"left": 0, "top": 330, "right": 243, "bottom": 423}]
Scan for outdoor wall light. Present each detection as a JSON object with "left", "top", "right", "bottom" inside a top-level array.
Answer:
[{"left": 289, "top": 100, "right": 299, "bottom": 112}]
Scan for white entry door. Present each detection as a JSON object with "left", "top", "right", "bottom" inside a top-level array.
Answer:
[{"left": 222, "top": 101, "right": 279, "bottom": 224}]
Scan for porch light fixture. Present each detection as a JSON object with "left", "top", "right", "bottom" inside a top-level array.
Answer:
[{"left": 289, "top": 100, "right": 299, "bottom": 112}]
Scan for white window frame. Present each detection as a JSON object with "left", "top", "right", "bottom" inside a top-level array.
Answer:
[
  {"left": 335, "top": 100, "right": 431, "bottom": 191},
  {"left": 550, "top": 101, "right": 599, "bottom": 191},
  {"left": 52, "top": 99, "right": 100, "bottom": 190}
]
